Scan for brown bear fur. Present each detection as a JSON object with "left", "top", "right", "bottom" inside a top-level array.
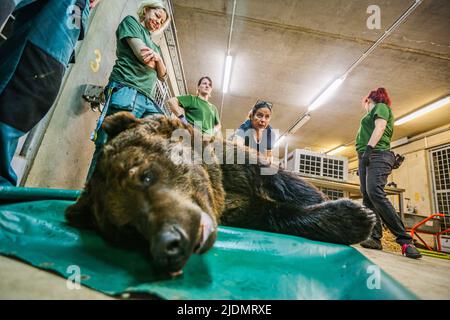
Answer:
[{"left": 66, "top": 112, "right": 375, "bottom": 274}]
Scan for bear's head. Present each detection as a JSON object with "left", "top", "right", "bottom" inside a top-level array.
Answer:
[{"left": 66, "top": 112, "right": 225, "bottom": 276}]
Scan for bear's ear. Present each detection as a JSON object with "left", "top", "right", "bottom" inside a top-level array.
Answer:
[
  {"left": 102, "top": 112, "right": 141, "bottom": 139},
  {"left": 144, "top": 115, "right": 195, "bottom": 137}
]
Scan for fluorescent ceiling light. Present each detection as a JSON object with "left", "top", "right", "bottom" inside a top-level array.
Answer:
[
  {"left": 274, "top": 135, "right": 286, "bottom": 148},
  {"left": 395, "top": 95, "right": 450, "bottom": 126},
  {"left": 289, "top": 113, "right": 311, "bottom": 134},
  {"left": 222, "top": 55, "right": 233, "bottom": 93},
  {"left": 308, "top": 76, "right": 346, "bottom": 112},
  {"left": 326, "top": 145, "right": 347, "bottom": 155}
]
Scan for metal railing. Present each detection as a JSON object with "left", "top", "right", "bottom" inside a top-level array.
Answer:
[
  {"left": 154, "top": 80, "right": 172, "bottom": 117},
  {"left": 164, "top": 0, "right": 188, "bottom": 96}
]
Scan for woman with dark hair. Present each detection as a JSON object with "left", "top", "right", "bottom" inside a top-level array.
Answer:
[
  {"left": 167, "top": 76, "right": 221, "bottom": 138},
  {"left": 233, "top": 101, "right": 276, "bottom": 163},
  {"left": 356, "top": 88, "right": 421, "bottom": 259}
]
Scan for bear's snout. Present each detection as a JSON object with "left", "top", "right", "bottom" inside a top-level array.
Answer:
[{"left": 151, "top": 225, "right": 190, "bottom": 274}]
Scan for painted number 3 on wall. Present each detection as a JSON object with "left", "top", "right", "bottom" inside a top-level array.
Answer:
[{"left": 90, "top": 49, "right": 102, "bottom": 73}]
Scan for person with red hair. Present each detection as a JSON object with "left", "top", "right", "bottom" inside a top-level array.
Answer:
[{"left": 356, "top": 88, "right": 421, "bottom": 259}]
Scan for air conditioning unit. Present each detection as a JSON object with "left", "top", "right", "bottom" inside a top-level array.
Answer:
[
  {"left": 286, "top": 149, "right": 348, "bottom": 181},
  {"left": 440, "top": 235, "right": 450, "bottom": 254}
]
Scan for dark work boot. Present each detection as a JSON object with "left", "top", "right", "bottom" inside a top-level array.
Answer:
[
  {"left": 401, "top": 243, "right": 422, "bottom": 259},
  {"left": 360, "top": 238, "right": 383, "bottom": 250}
]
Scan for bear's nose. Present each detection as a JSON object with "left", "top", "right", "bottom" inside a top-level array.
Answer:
[{"left": 159, "top": 226, "right": 188, "bottom": 258}]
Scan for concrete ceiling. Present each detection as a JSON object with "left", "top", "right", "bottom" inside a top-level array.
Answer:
[{"left": 171, "top": 0, "right": 450, "bottom": 159}]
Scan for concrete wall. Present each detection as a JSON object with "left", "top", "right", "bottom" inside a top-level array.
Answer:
[
  {"left": 348, "top": 127, "right": 450, "bottom": 215},
  {"left": 25, "top": 0, "right": 176, "bottom": 189}
]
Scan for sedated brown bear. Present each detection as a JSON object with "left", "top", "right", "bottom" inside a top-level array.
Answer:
[{"left": 66, "top": 112, "right": 375, "bottom": 276}]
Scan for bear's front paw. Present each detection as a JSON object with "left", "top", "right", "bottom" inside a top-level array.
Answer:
[{"left": 324, "top": 199, "right": 376, "bottom": 244}]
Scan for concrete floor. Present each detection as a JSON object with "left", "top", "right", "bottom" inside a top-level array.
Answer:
[
  {"left": 0, "top": 256, "right": 113, "bottom": 300},
  {"left": 354, "top": 246, "right": 450, "bottom": 300},
  {"left": 1, "top": 247, "right": 449, "bottom": 300}
]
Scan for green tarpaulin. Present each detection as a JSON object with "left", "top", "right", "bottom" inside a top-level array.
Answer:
[{"left": 0, "top": 186, "right": 417, "bottom": 299}]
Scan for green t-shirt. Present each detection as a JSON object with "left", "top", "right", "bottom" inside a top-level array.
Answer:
[
  {"left": 109, "top": 15, "right": 161, "bottom": 99},
  {"left": 177, "top": 95, "right": 220, "bottom": 135},
  {"left": 355, "top": 103, "right": 394, "bottom": 153}
]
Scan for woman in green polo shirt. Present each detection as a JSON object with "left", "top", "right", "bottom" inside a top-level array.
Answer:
[
  {"left": 87, "top": 0, "right": 170, "bottom": 179},
  {"left": 166, "top": 76, "right": 221, "bottom": 138},
  {"left": 356, "top": 87, "right": 421, "bottom": 259}
]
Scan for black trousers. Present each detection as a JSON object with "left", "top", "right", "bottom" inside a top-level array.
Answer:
[
  {"left": 358, "top": 150, "right": 412, "bottom": 245},
  {"left": 0, "top": 41, "right": 63, "bottom": 186}
]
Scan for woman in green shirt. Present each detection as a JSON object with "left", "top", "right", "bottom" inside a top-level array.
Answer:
[
  {"left": 166, "top": 76, "right": 221, "bottom": 138},
  {"left": 87, "top": 0, "right": 170, "bottom": 179},
  {"left": 356, "top": 87, "right": 421, "bottom": 259}
]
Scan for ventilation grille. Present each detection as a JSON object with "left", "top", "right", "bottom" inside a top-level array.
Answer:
[
  {"left": 286, "top": 149, "right": 348, "bottom": 181},
  {"left": 430, "top": 144, "right": 450, "bottom": 232},
  {"left": 320, "top": 188, "right": 345, "bottom": 200}
]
